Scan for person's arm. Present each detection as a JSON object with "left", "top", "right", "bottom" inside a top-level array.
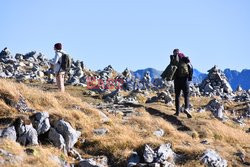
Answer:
[
  {"left": 50, "top": 52, "right": 60, "bottom": 65},
  {"left": 188, "top": 63, "right": 193, "bottom": 81}
]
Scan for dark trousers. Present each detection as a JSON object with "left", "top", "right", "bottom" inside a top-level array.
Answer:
[{"left": 174, "top": 77, "right": 190, "bottom": 113}]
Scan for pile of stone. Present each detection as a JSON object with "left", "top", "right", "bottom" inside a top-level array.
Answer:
[
  {"left": 103, "top": 89, "right": 138, "bottom": 104},
  {"left": 189, "top": 82, "right": 201, "bottom": 97},
  {"left": 0, "top": 111, "right": 111, "bottom": 166},
  {"left": 146, "top": 91, "right": 173, "bottom": 106},
  {"left": 200, "top": 149, "right": 227, "bottom": 167},
  {"left": 206, "top": 99, "right": 226, "bottom": 120},
  {"left": 96, "top": 103, "right": 136, "bottom": 118},
  {"left": 233, "top": 89, "right": 250, "bottom": 102},
  {"left": 0, "top": 112, "right": 81, "bottom": 153},
  {"left": 127, "top": 143, "right": 176, "bottom": 167},
  {"left": 200, "top": 66, "right": 233, "bottom": 97},
  {"left": 0, "top": 47, "right": 89, "bottom": 86}
]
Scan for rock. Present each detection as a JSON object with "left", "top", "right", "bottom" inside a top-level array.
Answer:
[
  {"left": 233, "top": 116, "right": 245, "bottom": 126},
  {"left": 148, "top": 163, "right": 160, "bottom": 167},
  {"left": 68, "top": 148, "right": 82, "bottom": 160},
  {"left": 197, "top": 108, "right": 206, "bottom": 113},
  {"left": 153, "top": 129, "right": 165, "bottom": 137},
  {"left": 30, "top": 112, "right": 50, "bottom": 135},
  {"left": 78, "top": 156, "right": 108, "bottom": 167},
  {"left": 206, "top": 99, "right": 226, "bottom": 120},
  {"left": 200, "top": 140, "right": 209, "bottom": 145},
  {"left": 15, "top": 95, "right": 35, "bottom": 113},
  {"left": 97, "top": 110, "right": 110, "bottom": 123},
  {"left": 204, "top": 83, "right": 214, "bottom": 93},
  {"left": 235, "top": 151, "right": 245, "bottom": 163},
  {"left": 215, "top": 105, "right": 224, "bottom": 120},
  {"left": 24, "top": 148, "right": 35, "bottom": 155},
  {"left": 48, "top": 128, "right": 66, "bottom": 151},
  {"left": 0, "top": 126, "right": 17, "bottom": 141},
  {"left": 200, "top": 66, "right": 233, "bottom": 96},
  {"left": 54, "top": 120, "right": 81, "bottom": 150},
  {"left": 50, "top": 155, "right": 70, "bottom": 167},
  {"left": 37, "top": 71, "right": 44, "bottom": 78},
  {"left": 127, "top": 152, "right": 140, "bottom": 167},
  {"left": 156, "top": 143, "right": 175, "bottom": 165},
  {"left": 93, "top": 128, "right": 108, "bottom": 136},
  {"left": 143, "top": 144, "right": 156, "bottom": 163},
  {"left": 200, "top": 149, "right": 227, "bottom": 167},
  {"left": 236, "top": 85, "right": 243, "bottom": 92},
  {"left": 0, "top": 148, "right": 23, "bottom": 165},
  {"left": 17, "top": 124, "right": 38, "bottom": 146}
]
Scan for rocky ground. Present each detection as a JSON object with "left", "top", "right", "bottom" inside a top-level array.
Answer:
[{"left": 0, "top": 48, "right": 250, "bottom": 167}]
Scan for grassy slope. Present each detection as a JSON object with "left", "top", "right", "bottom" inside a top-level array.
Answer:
[{"left": 0, "top": 79, "right": 249, "bottom": 167}]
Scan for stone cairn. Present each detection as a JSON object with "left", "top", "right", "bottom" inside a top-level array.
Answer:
[{"left": 199, "top": 65, "right": 233, "bottom": 97}]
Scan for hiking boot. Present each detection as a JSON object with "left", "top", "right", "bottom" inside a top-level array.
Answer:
[
  {"left": 174, "top": 112, "right": 179, "bottom": 116},
  {"left": 184, "top": 109, "right": 192, "bottom": 118}
]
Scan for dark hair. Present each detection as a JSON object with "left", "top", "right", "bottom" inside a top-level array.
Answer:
[
  {"left": 173, "top": 48, "right": 179, "bottom": 53},
  {"left": 54, "top": 43, "right": 62, "bottom": 50}
]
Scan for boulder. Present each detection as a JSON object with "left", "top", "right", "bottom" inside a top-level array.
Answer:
[
  {"left": 156, "top": 144, "right": 175, "bottom": 165},
  {"left": 93, "top": 128, "right": 108, "bottom": 136},
  {"left": 200, "top": 149, "right": 227, "bottom": 167},
  {"left": 127, "top": 152, "right": 140, "bottom": 167},
  {"left": 30, "top": 112, "right": 50, "bottom": 135},
  {"left": 143, "top": 144, "right": 156, "bottom": 163},
  {"left": 48, "top": 128, "right": 66, "bottom": 152},
  {"left": 0, "top": 148, "right": 23, "bottom": 165},
  {"left": 78, "top": 156, "right": 108, "bottom": 167},
  {"left": 0, "top": 126, "right": 17, "bottom": 141},
  {"left": 54, "top": 120, "right": 81, "bottom": 150},
  {"left": 17, "top": 124, "right": 38, "bottom": 146},
  {"left": 153, "top": 129, "right": 165, "bottom": 137}
]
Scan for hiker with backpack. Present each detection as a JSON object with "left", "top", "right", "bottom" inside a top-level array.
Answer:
[
  {"left": 50, "top": 43, "right": 71, "bottom": 92},
  {"left": 161, "top": 49, "right": 193, "bottom": 118}
]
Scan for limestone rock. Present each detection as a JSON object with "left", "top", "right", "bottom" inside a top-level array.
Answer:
[
  {"left": 54, "top": 120, "right": 81, "bottom": 150},
  {"left": 200, "top": 149, "right": 227, "bottom": 167}
]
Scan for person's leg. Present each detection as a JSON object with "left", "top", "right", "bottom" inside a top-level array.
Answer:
[
  {"left": 56, "top": 74, "right": 60, "bottom": 88},
  {"left": 59, "top": 73, "right": 65, "bottom": 92},
  {"left": 183, "top": 78, "right": 192, "bottom": 118},
  {"left": 174, "top": 79, "right": 181, "bottom": 116},
  {"left": 183, "top": 78, "right": 190, "bottom": 109}
]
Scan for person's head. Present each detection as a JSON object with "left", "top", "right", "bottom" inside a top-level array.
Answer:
[
  {"left": 173, "top": 49, "right": 179, "bottom": 55},
  {"left": 54, "top": 43, "right": 62, "bottom": 51}
]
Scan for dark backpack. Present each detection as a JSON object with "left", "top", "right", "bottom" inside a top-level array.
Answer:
[
  {"left": 177, "top": 57, "right": 190, "bottom": 77},
  {"left": 60, "top": 53, "right": 72, "bottom": 72}
]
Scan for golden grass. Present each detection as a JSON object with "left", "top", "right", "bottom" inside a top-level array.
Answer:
[{"left": 0, "top": 78, "right": 249, "bottom": 166}]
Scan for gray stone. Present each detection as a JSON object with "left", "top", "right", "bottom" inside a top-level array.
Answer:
[
  {"left": 1, "top": 126, "right": 17, "bottom": 141},
  {"left": 48, "top": 128, "right": 66, "bottom": 151},
  {"left": 127, "top": 151, "right": 140, "bottom": 167},
  {"left": 204, "top": 83, "right": 214, "bottom": 93},
  {"left": 79, "top": 156, "right": 108, "bottom": 167},
  {"left": 0, "top": 148, "right": 23, "bottom": 165},
  {"left": 50, "top": 155, "right": 70, "bottom": 167},
  {"left": 17, "top": 124, "right": 38, "bottom": 146},
  {"left": 143, "top": 144, "right": 156, "bottom": 163},
  {"left": 93, "top": 128, "right": 108, "bottom": 136},
  {"left": 215, "top": 106, "right": 224, "bottom": 120},
  {"left": 148, "top": 163, "right": 160, "bottom": 167},
  {"left": 30, "top": 112, "right": 50, "bottom": 135},
  {"left": 15, "top": 95, "right": 35, "bottom": 113},
  {"left": 156, "top": 143, "right": 175, "bottom": 165},
  {"left": 54, "top": 120, "right": 81, "bottom": 150},
  {"left": 153, "top": 129, "right": 165, "bottom": 137},
  {"left": 200, "top": 149, "right": 227, "bottom": 167}
]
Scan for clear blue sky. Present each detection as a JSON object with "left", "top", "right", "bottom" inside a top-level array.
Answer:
[{"left": 1, "top": 0, "right": 249, "bottom": 73}]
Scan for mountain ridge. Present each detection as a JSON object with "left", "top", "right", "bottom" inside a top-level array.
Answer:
[{"left": 133, "top": 67, "right": 250, "bottom": 90}]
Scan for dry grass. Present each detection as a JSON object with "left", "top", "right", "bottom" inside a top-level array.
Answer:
[{"left": 0, "top": 78, "right": 249, "bottom": 166}]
